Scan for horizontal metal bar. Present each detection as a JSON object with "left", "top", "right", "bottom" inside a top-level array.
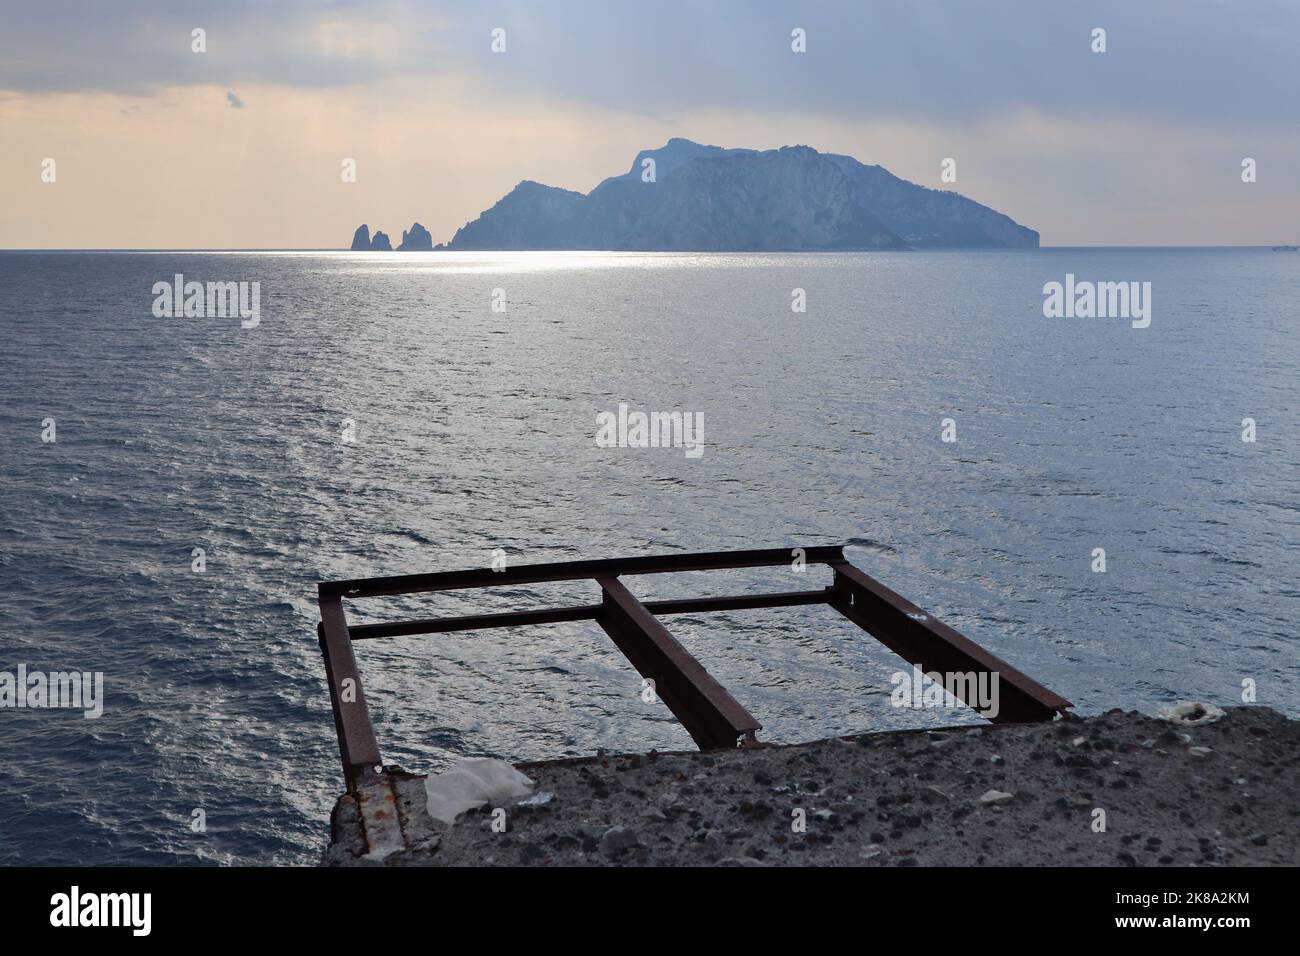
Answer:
[
  {"left": 350, "top": 604, "right": 602, "bottom": 639},
  {"left": 346, "top": 588, "right": 836, "bottom": 639},
  {"left": 828, "top": 562, "right": 1072, "bottom": 722},
  {"left": 320, "top": 546, "right": 844, "bottom": 600},
  {"left": 596, "top": 576, "right": 762, "bottom": 749},
  {"left": 647, "top": 588, "right": 833, "bottom": 616}
]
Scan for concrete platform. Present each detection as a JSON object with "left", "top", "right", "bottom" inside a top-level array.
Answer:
[{"left": 322, "top": 706, "right": 1299, "bottom": 866}]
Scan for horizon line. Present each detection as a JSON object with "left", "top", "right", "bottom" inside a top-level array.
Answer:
[{"left": 0, "top": 244, "right": 1294, "bottom": 253}]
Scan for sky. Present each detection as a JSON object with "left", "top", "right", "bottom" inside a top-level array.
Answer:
[{"left": 2, "top": 0, "right": 1298, "bottom": 248}]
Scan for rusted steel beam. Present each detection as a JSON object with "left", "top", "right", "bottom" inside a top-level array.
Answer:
[
  {"left": 346, "top": 588, "right": 835, "bottom": 640},
  {"left": 318, "top": 594, "right": 384, "bottom": 788},
  {"left": 595, "top": 576, "right": 762, "bottom": 750},
  {"left": 827, "top": 562, "right": 1072, "bottom": 722},
  {"left": 646, "top": 588, "right": 832, "bottom": 616},
  {"left": 321, "top": 546, "right": 844, "bottom": 600},
  {"left": 349, "top": 604, "right": 602, "bottom": 640},
  {"left": 353, "top": 772, "right": 407, "bottom": 859}
]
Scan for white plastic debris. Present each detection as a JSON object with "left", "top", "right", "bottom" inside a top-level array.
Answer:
[
  {"left": 978, "top": 789, "right": 1014, "bottom": 805},
  {"left": 424, "top": 758, "right": 535, "bottom": 825},
  {"left": 1156, "top": 701, "right": 1226, "bottom": 726}
]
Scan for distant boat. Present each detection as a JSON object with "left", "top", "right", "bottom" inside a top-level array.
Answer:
[{"left": 1271, "top": 244, "right": 1298, "bottom": 251}]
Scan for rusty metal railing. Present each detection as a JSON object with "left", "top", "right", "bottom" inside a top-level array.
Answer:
[{"left": 316, "top": 545, "right": 1072, "bottom": 791}]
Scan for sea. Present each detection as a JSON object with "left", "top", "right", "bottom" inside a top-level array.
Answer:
[{"left": 0, "top": 247, "right": 1295, "bottom": 865}]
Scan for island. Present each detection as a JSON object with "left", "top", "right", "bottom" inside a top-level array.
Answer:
[{"left": 347, "top": 138, "right": 1039, "bottom": 252}]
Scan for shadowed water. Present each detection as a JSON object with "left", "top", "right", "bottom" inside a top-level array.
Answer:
[{"left": 0, "top": 248, "right": 1295, "bottom": 865}]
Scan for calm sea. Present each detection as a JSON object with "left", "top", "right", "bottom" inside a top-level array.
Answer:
[{"left": 0, "top": 248, "right": 1295, "bottom": 865}]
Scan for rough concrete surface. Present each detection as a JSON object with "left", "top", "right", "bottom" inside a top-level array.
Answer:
[{"left": 322, "top": 706, "right": 1299, "bottom": 866}]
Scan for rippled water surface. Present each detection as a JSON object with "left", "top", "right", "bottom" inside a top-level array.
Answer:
[{"left": 0, "top": 249, "right": 1296, "bottom": 865}]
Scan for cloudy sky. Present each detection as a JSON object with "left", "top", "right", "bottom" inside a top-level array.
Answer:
[{"left": 2, "top": 0, "right": 1298, "bottom": 248}]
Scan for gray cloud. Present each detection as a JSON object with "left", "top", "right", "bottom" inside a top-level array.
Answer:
[
  {"left": 225, "top": 90, "right": 244, "bottom": 108},
  {"left": 1, "top": 0, "right": 1297, "bottom": 130}
]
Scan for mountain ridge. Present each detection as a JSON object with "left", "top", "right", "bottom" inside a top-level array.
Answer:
[{"left": 350, "top": 139, "right": 1039, "bottom": 251}]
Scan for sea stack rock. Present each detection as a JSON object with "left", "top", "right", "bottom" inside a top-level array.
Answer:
[
  {"left": 398, "top": 222, "right": 433, "bottom": 251},
  {"left": 370, "top": 231, "right": 392, "bottom": 251},
  {"left": 350, "top": 224, "right": 371, "bottom": 250}
]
